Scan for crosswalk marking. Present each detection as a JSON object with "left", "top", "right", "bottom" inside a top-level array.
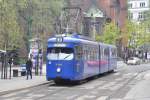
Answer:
[
  {"left": 75, "top": 95, "right": 96, "bottom": 100},
  {"left": 80, "top": 81, "right": 105, "bottom": 89},
  {"left": 98, "top": 82, "right": 116, "bottom": 89},
  {"left": 67, "top": 95, "right": 78, "bottom": 99},
  {"left": 96, "top": 96, "right": 109, "bottom": 100}
]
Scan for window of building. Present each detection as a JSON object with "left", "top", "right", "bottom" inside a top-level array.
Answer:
[
  {"left": 128, "top": 12, "right": 133, "bottom": 20},
  {"left": 128, "top": 3, "right": 133, "bottom": 8},
  {"left": 138, "top": 12, "right": 145, "bottom": 20},
  {"left": 140, "top": 2, "right": 145, "bottom": 7}
]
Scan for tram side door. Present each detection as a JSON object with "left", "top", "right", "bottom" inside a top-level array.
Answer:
[{"left": 74, "top": 46, "right": 83, "bottom": 78}]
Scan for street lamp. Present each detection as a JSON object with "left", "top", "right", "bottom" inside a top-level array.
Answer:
[{"left": 27, "top": 16, "right": 33, "bottom": 53}]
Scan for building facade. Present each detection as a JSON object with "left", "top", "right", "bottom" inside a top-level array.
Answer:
[
  {"left": 68, "top": 0, "right": 128, "bottom": 56},
  {"left": 128, "top": 0, "right": 150, "bottom": 22},
  {"left": 69, "top": 0, "right": 127, "bottom": 32}
]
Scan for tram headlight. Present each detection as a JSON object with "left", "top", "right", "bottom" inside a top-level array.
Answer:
[
  {"left": 57, "top": 67, "right": 61, "bottom": 72},
  {"left": 48, "top": 61, "right": 51, "bottom": 64}
]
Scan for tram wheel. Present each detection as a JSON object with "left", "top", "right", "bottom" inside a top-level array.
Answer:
[{"left": 54, "top": 79, "right": 63, "bottom": 85}]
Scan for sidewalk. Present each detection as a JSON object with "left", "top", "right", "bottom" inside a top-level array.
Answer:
[
  {"left": 0, "top": 76, "right": 49, "bottom": 95},
  {"left": 0, "top": 64, "right": 49, "bottom": 95},
  {"left": 124, "top": 70, "right": 150, "bottom": 100}
]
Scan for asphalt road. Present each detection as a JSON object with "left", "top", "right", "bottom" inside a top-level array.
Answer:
[{"left": 0, "top": 63, "right": 150, "bottom": 100}]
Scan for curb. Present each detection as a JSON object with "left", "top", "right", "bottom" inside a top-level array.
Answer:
[{"left": 0, "top": 81, "right": 50, "bottom": 96}]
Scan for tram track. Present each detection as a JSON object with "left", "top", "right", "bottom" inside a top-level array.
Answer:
[
  {"left": 29, "top": 81, "right": 78, "bottom": 100},
  {"left": 35, "top": 71, "right": 130, "bottom": 100},
  {"left": 1, "top": 64, "right": 150, "bottom": 100},
  {"left": 107, "top": 68, "right": 150, "bottom": 99},
  {"left": 28, "top": 66, "right": 150, "bottom": 100}
]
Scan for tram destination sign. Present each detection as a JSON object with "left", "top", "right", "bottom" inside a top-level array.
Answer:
[
  {"left": 54, "top": 43, "right": 66, "bottom": 47},
  {"left": 56, "top": 37, "right": 63, "bottom": 43}
]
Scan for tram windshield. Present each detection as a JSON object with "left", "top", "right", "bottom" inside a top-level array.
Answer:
[{"left": 47, "top": 47, "right": 74, "bottom": 60}]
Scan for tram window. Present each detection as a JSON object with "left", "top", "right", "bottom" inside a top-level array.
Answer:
[
  {"left": 47, "top": 47, "right": 74, "bottom": 60},
  {"left": 104, "top": 48, "right": 109, "bottom": 56},
  {"left": 75, "top": 46, "right": 82, "bottom": 60},
  {"left": 83, "top": 48, "right": 87, "bottom": 60},
  {"left": 88, "top": 47, "right": 91, "bottom": 60},
  {"left": 86, "top": 49, "right": 88, "bottom": 60},
  {"left": 100, "top": 47, "right": 104, "bottom": 57},
  {"left": 112, "top": 48, "right": 117, "bottom": 56},
  {"left": 95, "top": 49, "right": 98, "bottom": 60},
  {"left": 92, "top": 49, "right": 95, "bottom": 60}
]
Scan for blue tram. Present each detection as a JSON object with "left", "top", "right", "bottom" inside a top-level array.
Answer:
[{"left": 46, "top": 33, "right": 117, "bottom": 83}]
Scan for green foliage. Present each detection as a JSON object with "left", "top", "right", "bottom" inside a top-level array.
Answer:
[
  {"left": 0, "top": 0, "right": 65, "bottom": 58},
  {"left": 96, "top": 22, "right": 119, "bottom": 44},
  {"left": 0, "top": 0, "right": 23, "bottom": 50},
  {"left": 95, "top": 34, "right": 102, "bottom": 42},
  {"left": 125, "top": 20, "right": 137, "bottom": 48},
  {"left": 126, "top": 19, "right": 150, "bottom": 48}
]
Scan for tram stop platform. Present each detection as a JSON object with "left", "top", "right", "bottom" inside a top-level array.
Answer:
[{"left": 0, "top": 64, "right": 49, "bottom": 95}]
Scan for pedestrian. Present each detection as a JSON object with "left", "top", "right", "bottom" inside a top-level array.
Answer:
[{"left": 26, "top": 57, "right": 32, "bottom": 80}]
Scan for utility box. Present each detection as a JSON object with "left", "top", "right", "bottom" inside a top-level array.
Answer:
[
  {"left": 21, "top": 71, "right": 26, "bottom": 76},
  {"left": 13, "top": 69, "right": 18, "bottom": 77}
]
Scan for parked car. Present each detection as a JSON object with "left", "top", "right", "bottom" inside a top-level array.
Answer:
[
  {"left": 127, "top": 57, "right": 141, "bottom": 65},
  {"left": 20, "top": 64, "right": 26, "bottom": 76}
]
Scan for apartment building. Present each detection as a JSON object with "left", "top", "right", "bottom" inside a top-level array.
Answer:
[{"left": 128, "top": 0, "right": 150, "bottom": 22}]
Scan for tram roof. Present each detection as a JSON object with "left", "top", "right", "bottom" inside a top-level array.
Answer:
[
  {"left": 48, "top": 33, "right": 97, "bottom": 44},
  {"left": 48, "top": 33, "right": 116, "bottom": 48}
]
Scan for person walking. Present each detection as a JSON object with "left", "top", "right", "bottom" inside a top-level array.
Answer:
[{"left": 26, "top": 58, "right": 33, "bottom": 80}]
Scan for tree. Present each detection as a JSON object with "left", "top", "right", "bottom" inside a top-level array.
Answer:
[
  {"left": 0, "top": 0, "right": 65, "bottom": 58},
  {"left": 16, "top": 0, "right": 65, "bottom": 53},
  {"left": 0, "top": 0, "right": 23, "bottom": 50},
  {"left": 125, "top": 19, "right": 150, "bottom": 48},
  {"left": 142, "top": 10, "right": 150, "bottom": 43},
  {"left": 125, "top": 20, "right": 137, "bottom": 48},
  {"left": 96, "top": 22, "right": 120, "bottom": 45}
]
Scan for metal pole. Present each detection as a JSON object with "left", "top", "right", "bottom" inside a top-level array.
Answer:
[
  {"left": 9, "top": 62, "right": 11, "bottom": 79},
  {"left": 9, "top": 58, "right": 12, "bottom": 79},
  {"left": 1, "top": 53, "right": 4, "bottom": 79},
  {"left": 35, "top": 44, "right": 39, "bottom": 76},
  {"left": 5, "top": 53, "right": 8, "bottom": 79},
  {"left": 4, "top": 53, "right": 6, "bottom": 79},
  {"left": 39, "top": 50, "right": 42, "bottom": 76},
  {"left": 0, "top": 0, "right": 4, "bottom": 79},
  {"left": 27, "top": 16, "right": 32, "bottom": 53},
  {"left": 37, "top": 51, "right": 39, "bottom": 75}
]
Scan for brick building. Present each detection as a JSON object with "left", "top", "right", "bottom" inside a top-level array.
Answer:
[{"left": 69, "top": 0, "right": 127, "bottom": 32}]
